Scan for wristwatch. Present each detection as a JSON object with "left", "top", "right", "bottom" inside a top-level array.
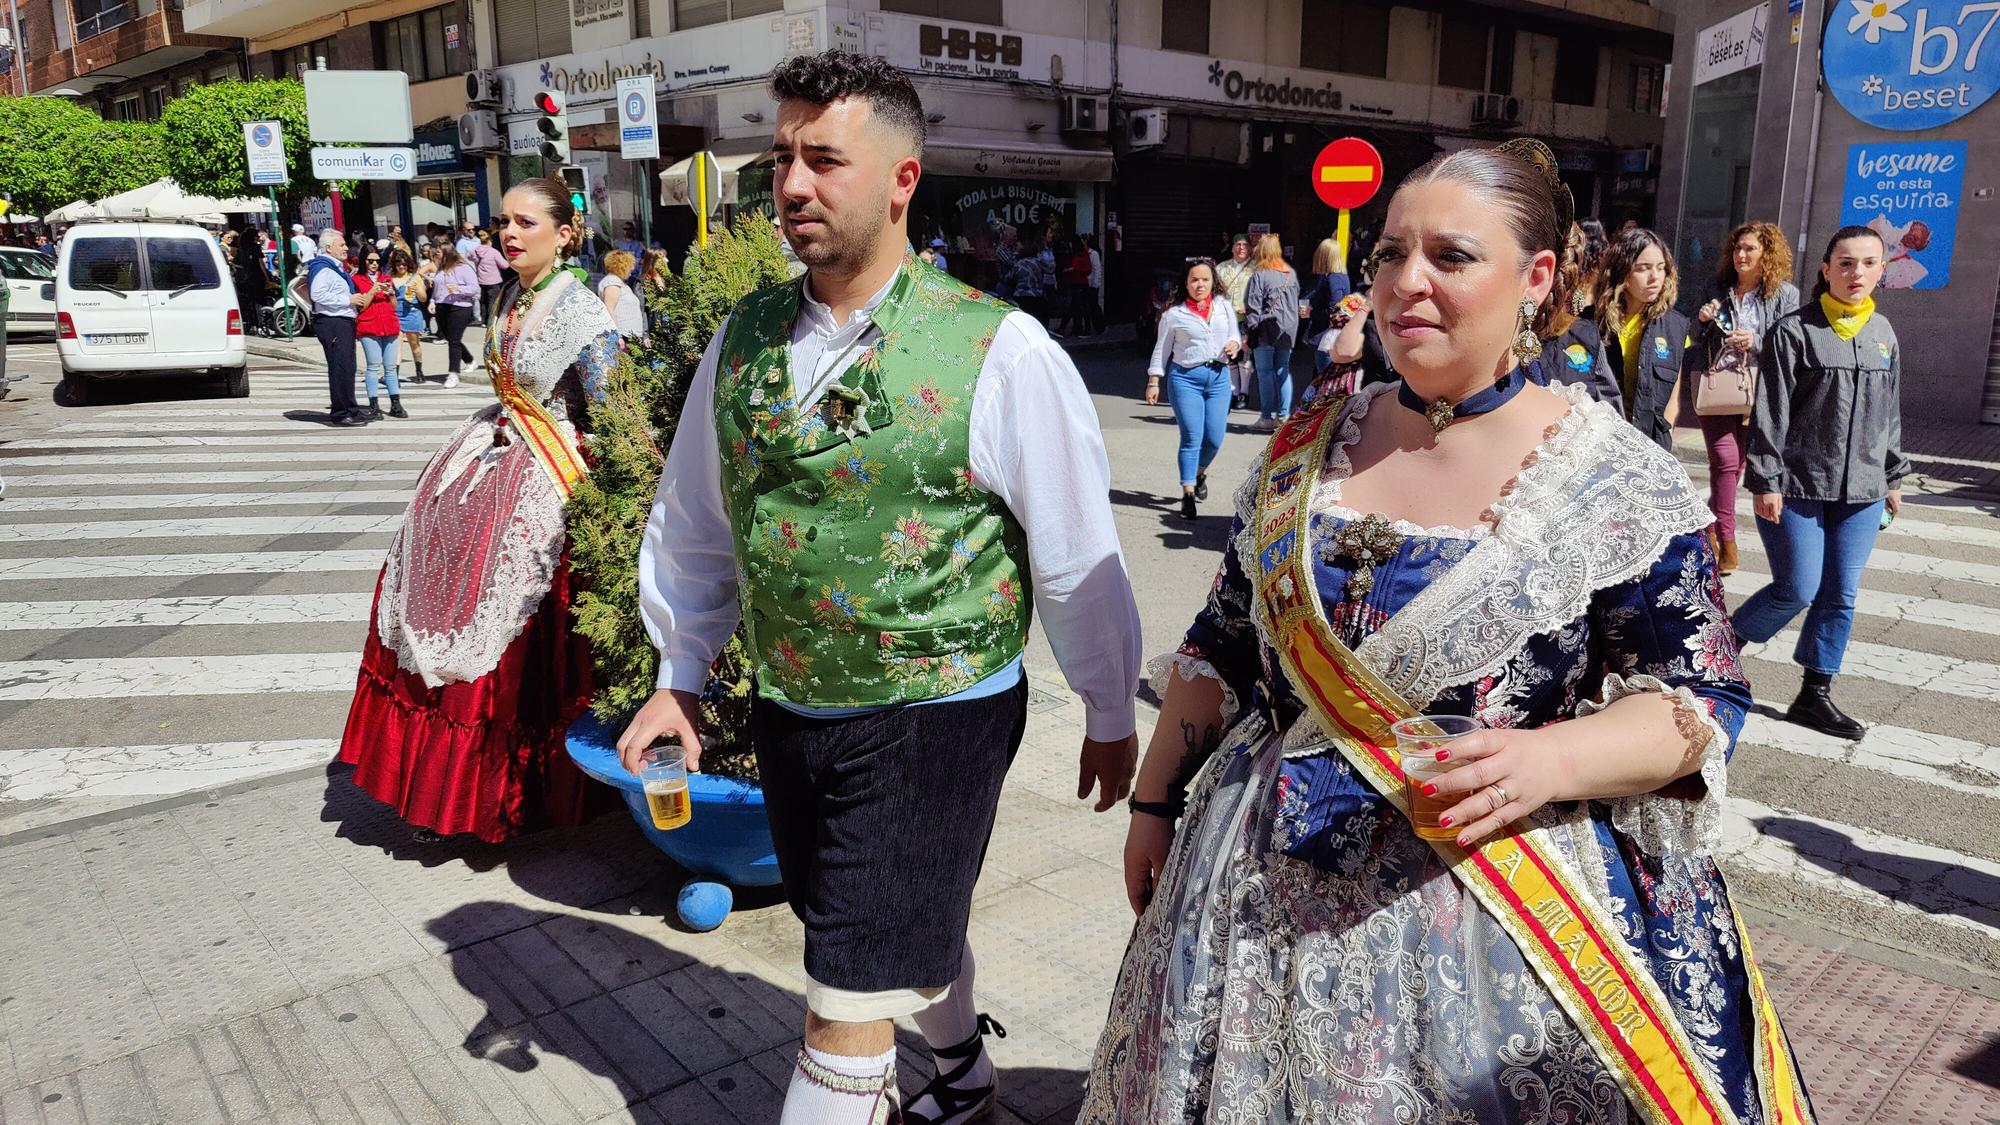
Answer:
[{"left": 1128, "top": 795, "right": 1182, "bottom": 820}]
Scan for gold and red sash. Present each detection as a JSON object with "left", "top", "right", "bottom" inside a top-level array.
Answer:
[
  {"left": 1251, "top": 399, "right": 1814, "bottom": 1125},
  {"left": 487, "top": 278, "right": 590, "bottom": 497}
]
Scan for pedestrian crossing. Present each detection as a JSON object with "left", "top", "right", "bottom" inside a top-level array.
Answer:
[
  {"left": 0, "top": 367, "right": 474, "bottom": 827},
  {"left": 1, "top": 369, "right": 1996, "bottom": 977}
]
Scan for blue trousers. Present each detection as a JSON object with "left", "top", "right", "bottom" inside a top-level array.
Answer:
[
  {"left": 1254, "top": 343, "right": 1293, "bottom": 420},
  {"left": 359, "top": 334, "right": 402, "bottom": 400},
  {"left": 1732, "top": 498, "right": 1885, "bottom": 675},
  {"left": 1167, "top": 361, "right": 1230, "bottom": 486}
]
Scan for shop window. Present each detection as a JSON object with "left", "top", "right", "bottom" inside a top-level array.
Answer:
[
  {"left": 1300, "top": 0, "right": 1389, "bottom": 78},
  {"left": 881, "top": 0, "right": 1002, "bottom": 25},
  {"left": 672, "top": 0, "right": 792, "bottom": 28},
  {"left": 496, "top": 0, "right": 571, "bottom": 65},
  {"left": 378, "top": 3, "right": 470, "bottom": 82},
  {"left": 1159, "top": 0, "right": 1208, "bottom": 54},
  {"left": 1553, "top": 37, "right": 1599, "bottom": 106},
  {"left": 1438, "top": 13, "right": 1489, "bottom": 91},
  {"left": 275, "top": 37, "right": 337, "bottom": 79},
  {"left": 1629, "top": 61, "right": 1664, "bottom": 114}
]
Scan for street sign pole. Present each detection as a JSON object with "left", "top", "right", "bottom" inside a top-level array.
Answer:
[
  {"left": 693, "top": 152, "right": 709, "bottom": 248},
  {"left": 270, "top": 186, "right": 286, "bottom": 334},
  {"left": 1335, "top": 207, "right": 1352, "bottom": 271}
]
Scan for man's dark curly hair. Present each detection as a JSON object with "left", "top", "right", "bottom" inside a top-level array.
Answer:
[{"left": 768, "top": 49, "right": 926, "bottom": 155}]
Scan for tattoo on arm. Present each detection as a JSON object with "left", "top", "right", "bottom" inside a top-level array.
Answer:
[{"left": 1173, "top": 718, "right": 1223, "bottom": 793}]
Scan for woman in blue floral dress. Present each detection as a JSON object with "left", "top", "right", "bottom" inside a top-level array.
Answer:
[{"left": 1082, "top": 143, "right": 1815, "bottom": 1124}]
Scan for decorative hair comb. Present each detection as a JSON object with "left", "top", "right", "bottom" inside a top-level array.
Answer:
[{"left": 1494, "top": 138, "right": 1576, "bottom": 235}]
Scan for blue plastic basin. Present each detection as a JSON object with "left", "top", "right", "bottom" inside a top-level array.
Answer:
[{"left": 565, "top": 712, "right": 783, "bottom": 888}]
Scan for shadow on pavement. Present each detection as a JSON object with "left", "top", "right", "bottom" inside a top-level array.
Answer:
[
  {"left": 429, "top": 899, "right": 1091, "bottom": 1122},
  {"left": 1754, "top": 814, "right": 1999, "bottom": 929}
]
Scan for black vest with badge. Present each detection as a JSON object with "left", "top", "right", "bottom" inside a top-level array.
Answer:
[{"left": 1601, "top": 309, "right": 1690, "bottom": 451}]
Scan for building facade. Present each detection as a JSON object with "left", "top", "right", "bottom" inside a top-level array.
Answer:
[
  {"left": 13, "top": 0, "right": 242, "bottom": 114},
  {"left": 1659, "top": 0, "right": 2000, "bottom": 425}
]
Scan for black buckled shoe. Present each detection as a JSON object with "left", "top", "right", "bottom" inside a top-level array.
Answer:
[
  {"left": 904, "top": 1015, "right": 1005, "bottom": 1125},
  {"left": 1785, "top": 672, "right": 1865, "bottom": 741}
]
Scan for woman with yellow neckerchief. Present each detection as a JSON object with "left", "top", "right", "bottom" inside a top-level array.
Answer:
[
  {"left": 1082, "top": 141, "right": 1815, "bottom": 1125},
  {"left": 1596, "top": 228, "right": 1692, "bottom": 450},
  {"left": 1733, "top": 226, "right": 1907, "bottom": 742}
]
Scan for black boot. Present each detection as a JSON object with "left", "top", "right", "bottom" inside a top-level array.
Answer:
[
  {"left": 1785, "top": 670, "right": 1865, "bottom": 740},
  {"left": 388, "top": 395, "right": 408, "bottom": 419},
  {"left": 1180, "top": 493, "right": 1198, "bottom": 520},
  {"left": 1194, "top": 473, "right": 1210, "bottom": 501},
  {"left": 364, "top": 397, "right": 383, "bottom": 421}
]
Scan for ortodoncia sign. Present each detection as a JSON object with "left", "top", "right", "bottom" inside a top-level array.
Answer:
[
  {"left": 244, "top": 120, "right": 288, "bottom": 187},
  {"left": 1824, "top": 0, "right": 2000, "bottom": 129}
]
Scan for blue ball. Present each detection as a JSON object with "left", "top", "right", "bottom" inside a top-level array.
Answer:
[{"left": 677, "top": 881, "right": 733, "bottom": 931}]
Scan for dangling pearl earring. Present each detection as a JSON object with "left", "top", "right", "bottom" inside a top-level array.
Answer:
[{"left": 1511, "top": 297, "right": 1542, "bottom": 364}]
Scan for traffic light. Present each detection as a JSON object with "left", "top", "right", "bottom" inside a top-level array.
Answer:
[
  {"left": 534, "top": 90, "right": 569, "bottom": 163},
  {"left": 559, "top": 165, "right": 590, "bottom": 216}
]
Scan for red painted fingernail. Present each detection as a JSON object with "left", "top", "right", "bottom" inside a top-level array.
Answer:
[
  {"left": 1421, "top": 783, "right": 1438, "bottom": 796},
  {"left": 1456, "top": 835, "right": 1470, "bottom": 847},
  {"left": 1434, "top": 749, "right": 1451, "bottom": 762},
  {"left": 1438, "top": 815, "right": 1453, "bottom": 827}
]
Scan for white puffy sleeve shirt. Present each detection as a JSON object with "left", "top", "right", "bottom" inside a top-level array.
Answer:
[{"left": 638, "top": 292, "right": 1143, "bottom": 742}]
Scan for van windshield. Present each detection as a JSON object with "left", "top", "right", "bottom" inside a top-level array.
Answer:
[{"left": 68, "top": 238, "right": 141, "bottom": 291}]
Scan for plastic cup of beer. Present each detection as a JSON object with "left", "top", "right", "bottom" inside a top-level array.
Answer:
[
  {"left": 640, "top": 744, "right": 692, "bottom": 832},
  {"left": 1392, "top": 715, "right": 1482, "bottom": 841}
]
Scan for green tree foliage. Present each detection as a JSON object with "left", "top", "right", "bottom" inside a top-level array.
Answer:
[
  {"left": 158, "top": 80, "right": 318, "bottom": 205},
  {"left": 0, "top": 96, "right": 101, "bottom": 212},
  {"left": 568, "top": 217, "right": 793, "bottom": 780},
  {"left": 67, "top": 120, "right": 171, "bottom": 201}
]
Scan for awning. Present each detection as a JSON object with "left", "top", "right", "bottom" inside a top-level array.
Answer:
[
  {"left": 921, "top": 139, "right": 1114, "bottom": 183},
  {"left": 659, "top": 139, "right": 773, "bottom": 208}
]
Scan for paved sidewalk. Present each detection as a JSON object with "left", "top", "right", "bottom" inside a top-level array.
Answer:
[{"left": 1, "top": 681, "right": 1996, "bottom": 1125}]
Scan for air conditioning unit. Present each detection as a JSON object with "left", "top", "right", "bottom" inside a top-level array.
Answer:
[
  {"left": 458, "top": 109, "right": 502, "bottom": 153},
  {"left": 1127, "top": 107, "right": 1168, "bottom": 150},
  {"left": 465, "top": 68, "right": 503, "bottom": 107},
  {"left": 1059, "top": 94, "right": 1108, "bottom": 133},
  {"left": 1472, "top": 92, "right": 1523, "bottom": 128}
]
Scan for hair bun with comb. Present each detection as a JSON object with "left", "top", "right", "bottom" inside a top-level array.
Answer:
[{"left": 1494, "top": 138, "right": 1576, "bottom": 236}]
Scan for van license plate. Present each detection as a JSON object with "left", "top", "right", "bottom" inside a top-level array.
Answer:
[{"left": 87, "top": 333, "right": 147, "bottom": 344}]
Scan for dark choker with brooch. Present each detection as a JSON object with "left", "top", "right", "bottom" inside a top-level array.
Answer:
[{"left": 1396, "top": 364, "right": 1528, "bottom": 442}]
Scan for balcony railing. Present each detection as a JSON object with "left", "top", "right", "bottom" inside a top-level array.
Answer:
[{"left": 74, "top": 0, "right": 135, "bottom": 41}]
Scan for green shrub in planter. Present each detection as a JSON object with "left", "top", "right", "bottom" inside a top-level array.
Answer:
[{"left": 568, "top": 217, "right": 793, "bottom": 781}]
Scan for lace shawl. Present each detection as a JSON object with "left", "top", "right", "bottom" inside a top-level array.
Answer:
[{"left": 375, "top": 277, "right": 619, "bottom": 688}]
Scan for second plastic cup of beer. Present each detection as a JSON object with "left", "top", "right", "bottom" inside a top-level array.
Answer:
[
  {"left": 640, "top": 743, "right": 692, "bottom": 831},
  {"left": 1392, "top": 714, "right": 1482, "bottom": 840}
]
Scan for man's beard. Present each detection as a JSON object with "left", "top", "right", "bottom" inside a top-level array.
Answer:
[{"left": 785, "top": 187, "right": 891, "bottom": 273}]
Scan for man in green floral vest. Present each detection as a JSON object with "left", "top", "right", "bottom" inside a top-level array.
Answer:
[{"left": 621, "top": 50, "right": 1143, "bottom": 1125}]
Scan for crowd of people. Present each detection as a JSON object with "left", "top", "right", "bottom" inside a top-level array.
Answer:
[{"left": 315, "top": 48, "right": 1873, "bottom": 1125}]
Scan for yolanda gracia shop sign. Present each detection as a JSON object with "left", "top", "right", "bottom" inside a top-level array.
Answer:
[
  {"left": 1839, "top": 140, "right": 1966, "bottom": 288},
  {"left": 1823, "top": 0, "right": 2000, "bottom": 129}
]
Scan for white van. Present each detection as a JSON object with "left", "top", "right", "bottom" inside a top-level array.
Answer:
[{"left": 55, "top": 220, "right": 248, "bottom": 404}]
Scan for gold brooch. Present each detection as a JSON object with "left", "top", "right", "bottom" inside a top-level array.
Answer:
[
  {"left": 1329, "top": 512, "right": 1404, "bottom": 599},
  {"left": 1425, "top": 397, "right": 1455, "bottom": 437}
]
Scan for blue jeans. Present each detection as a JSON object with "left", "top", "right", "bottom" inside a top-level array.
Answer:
[
  {"left": 1732, "top": 498, "right": 1885, "bottom": 675},
  {"left": 1167, "top": 361, "right": 1230, "bottom": 486},
  {"left": 359, "top": 334, "right": 401, "bottom": 400},
  {"left": 1254, "top": 344, "right": 1293, "bottom": 420}
]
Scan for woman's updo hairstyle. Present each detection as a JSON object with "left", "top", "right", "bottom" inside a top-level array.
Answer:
[
  {"left": 512, "top": 175, "right": 585, "bottom": 257},
  {"left": 1396, "top": 138, "right": 1581, "bottom": 339}
]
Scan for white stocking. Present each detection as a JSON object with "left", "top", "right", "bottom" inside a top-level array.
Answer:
[
  {"left": 908, "top": 941, "right": 994, "bottom": 1118},
  {"left": 780, "top": 1043, "right": 898, "bottom": 1125}
]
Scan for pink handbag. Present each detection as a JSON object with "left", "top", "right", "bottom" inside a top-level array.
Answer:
[{"left": 1693, "top": 344, "right": 1755, "bottom": 416}]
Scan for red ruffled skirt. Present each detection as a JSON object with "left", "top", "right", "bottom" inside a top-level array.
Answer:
[{"left": 337, "top": 558, "right": 616, "bottom": 843}]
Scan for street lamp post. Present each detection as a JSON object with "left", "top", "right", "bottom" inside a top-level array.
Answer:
[{"left": 5, "top": 0, "right": 28, "bottom": 97}]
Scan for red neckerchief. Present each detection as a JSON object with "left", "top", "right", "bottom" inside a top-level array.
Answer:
[{"left": 1186, "top": 296, "right": 1214, "bottom": 320}]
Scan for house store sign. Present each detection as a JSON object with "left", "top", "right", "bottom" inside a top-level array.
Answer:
[
  {"left": 1208, "top": 59, "right": 1346, "bottom": 111},
  {"left": 1824, "top": 0, "right": 2000, "bottom": 129}
]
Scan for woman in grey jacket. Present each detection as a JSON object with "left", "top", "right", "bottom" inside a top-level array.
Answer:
[
  {"left": 1690, "top": 221, "right": 1801, "bottom": 575},
  {"left": 1242, "top": 234, "right": 1301, "bottom": 431},
  {"left": 1736, "top": 225, "right": 1908, "bottom": 741}
]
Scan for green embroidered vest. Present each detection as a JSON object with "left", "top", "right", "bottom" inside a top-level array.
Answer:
[{"left": 714, "top": 260, "right": 1031, "bottom": 707}]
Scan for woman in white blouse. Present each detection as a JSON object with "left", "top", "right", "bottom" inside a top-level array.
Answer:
[{"left": 1147, "top": 258, "right": 1243, "bottom": 519}]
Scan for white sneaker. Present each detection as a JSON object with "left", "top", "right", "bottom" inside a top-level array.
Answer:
[{"left": 443, "top": 373, "right": 460, "bottom": 388}]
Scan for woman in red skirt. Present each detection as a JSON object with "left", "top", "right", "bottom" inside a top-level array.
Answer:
[{"left": 340, "top": 177, "right": 623, "bottom": 844}]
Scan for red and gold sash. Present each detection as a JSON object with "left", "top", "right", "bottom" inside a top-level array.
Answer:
[
  {"left": 1252, "top": 399, "right": 1814, "bottom": 1125},
  {"left": 489, "top": 277, "right": 590, "bottom": 497}
]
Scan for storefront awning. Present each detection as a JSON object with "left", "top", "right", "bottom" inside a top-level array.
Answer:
[
  {"left": 659, "top": 139, "right": 773, "bottom": 207},
  {"left": 921, "top": 139, "right": 1114, "bottom": 183}
]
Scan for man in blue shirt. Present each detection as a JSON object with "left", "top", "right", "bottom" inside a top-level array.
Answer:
[{"left": 307, "top": 230, "right": 383, "bottom": 427}]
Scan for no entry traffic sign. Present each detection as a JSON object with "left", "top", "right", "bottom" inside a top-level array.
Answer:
[{"left": 1311, "top": 137, "right": 1383, "bottom": 211}]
